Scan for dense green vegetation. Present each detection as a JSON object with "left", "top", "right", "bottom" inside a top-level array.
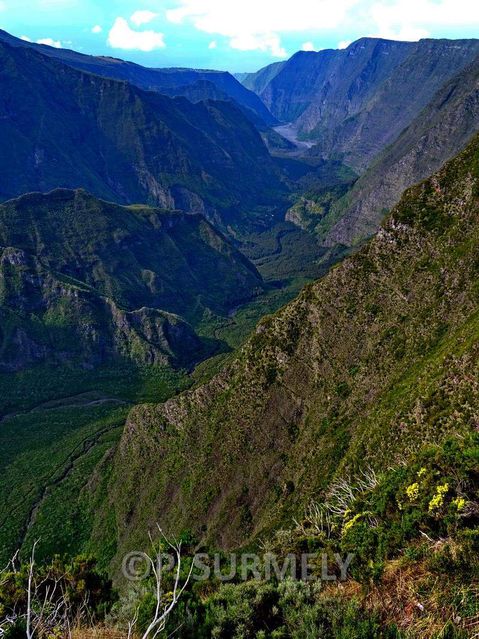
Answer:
[
  {"left": 196, "top": 278, "right": 311, "bottom": 351},
  {"left": 0, "top": 189, "right": 268, "bottom": 371},
  {"left": 0, "top": 270, "right": 317, "bottom": 574},
  {"left": 2, "top": 25, "right": 479, "bottom": 639},
  {"left": 0, "top": 555, "right": 115, "bottom": 637},
  {"left": 0, "top": 181, "right": 327, "bottom": 579},
  {"left": 0, "top": 363, "right": 190, "bottom": 566},
  {"left": 107, "top": 129, "right": 479, "bottom": 619},
  {"left": 3, "top": 429, "right": 477, "bottom": 637},
  {"left": 90, "top": 435, "right": 476, "bottom": 638},
  {"left": 0, "top": 189, "right": 264, "bottom": 321}
]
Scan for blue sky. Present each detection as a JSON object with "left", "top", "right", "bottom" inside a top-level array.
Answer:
[{"left": 1, "top": 0, "right": 479, "bottom": 72}]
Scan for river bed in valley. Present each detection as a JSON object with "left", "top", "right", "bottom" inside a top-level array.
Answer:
[{"left": 273, "top": 123, "right": 316, "bottom": 150}]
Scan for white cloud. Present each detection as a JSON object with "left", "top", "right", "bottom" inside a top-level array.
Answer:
[
  {"left": 338, "top": 39, "right": 351, "bottom": 49},
  {"left": 230, "top": 33, "right": 287, "bottom": 58},
  {"left": 91, "top": 25, "right": 102, "bottom": 34},
  {"left": 167, "top": 0, "right": 357, "bottom": 31},
  {"left": 369, "top": 0, "right": 479, "bottom": 40},
  {"left": 108, "top": 17, "right": 165, "bottom": 52},
  {"left": 208, "top": 40, "right": 217, "bottom": 49},
  {"left": 37, "top": 37, "right": 62, "bottom": 48},
  {"left": 371, "top": 26, "right": 430, "bottom": 41},
  {"left": 130, "top": 10, "right": 158, "bottom": 27},
  {"left": 371, "top": 0, "right": 479, "bottom": 29},
  {"left": 19, "top": 34, "right": 63, "bottom": 48},
  {"left": 165, "top": 0, "right": 479, "bottom": 57},
  {"left": 166, "top": 0, "right": 357, "bottom": 57},
  {"left": 301, "top": 41, "right": 315, "bottom": 51}
]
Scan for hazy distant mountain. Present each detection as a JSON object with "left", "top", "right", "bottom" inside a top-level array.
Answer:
[
  {"left": 0, "top": 39, "right": 284, "bottom": 233},
  {"left": 0, "top": 189, "right": 264, "bottom": 371},
  {"left": 319, "top": 52, "right": 479, "bottom": 246},
  {"left": 237, "top": 61, "right": 286, "bottom": 95},
  {"left": 245, "top": 38, "right": 479, "bottom": 171},
  {"left": 0, "top": 29, "right": 277, "bottom": 126}
]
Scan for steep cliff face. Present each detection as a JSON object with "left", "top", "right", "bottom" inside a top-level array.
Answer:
[
  {"left": 107, "top": 131, "right": 479, "bottom": 558},
  {"left": 0, "top": 41, "right": 284, "bottom": 234},
  {"left": 0, "top": 248, "right": 203, "bottom": 371},
  {"left": 322, "top": 54, "right": 479, "bottom": 246},
  {"left": 0, "top": 29, "right": 276, "bottom": 127},
  {"left": 263, "top": 39, "right": 410, "bottom": 129},
  {"left": 0, "top": 189, "right": 264, "bottom": 370},
  {"left": 239, "top": 61, "right": 286, "bottom": 95},
  {"left": 255, "top": 38, "right": 479, "bottom": 171}
]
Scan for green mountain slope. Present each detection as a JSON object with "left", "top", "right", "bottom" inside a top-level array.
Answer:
[
  {"left": 105, "top": 128, "right": 479, "bottom": 561},
  {"left": 0, "top": 41, "right": 284, "bottom": 233},
  {"left": 0, "top": 361, "right": 191, "bottom": 567},
  {"left": 0, "top": 189, "right": 264, "bottom": 371}
]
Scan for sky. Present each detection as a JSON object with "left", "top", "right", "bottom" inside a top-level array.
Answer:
[{"left": 1, "top": 0, "right": 479, "bottom": 72}]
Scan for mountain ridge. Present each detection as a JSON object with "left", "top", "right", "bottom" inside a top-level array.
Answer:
[
  {"left": 246, "top": 37, "right": 479, "bottom": 171},
  {"left": 0, "top": 188, "right": 264, "bottom": 371},
  {"left": 0, "top": 29, "right": 277, "bottom": 127},
  {"left": 321, "top": 50, "right": 479, "bottom": 246},
  {"left": 0, "top": 39, "right": 285, "bottom": 233}
]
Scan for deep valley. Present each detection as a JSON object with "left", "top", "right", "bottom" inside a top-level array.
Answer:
[{"left": 0, "top": 25, "right": 478, "bottom": 639}]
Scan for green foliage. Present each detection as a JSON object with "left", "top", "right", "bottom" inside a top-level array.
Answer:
[
  {"left": 0, "top": 189, "right": 268, "bottom": 372},
  {"left": 3, "top": 30, "right": 479, "bottom": 639},
  {"left": 0, "top": 363, "right": 190, "bottom": 567},
  {"left": 160, "top": 578, "right": 399, "bottom": 639},
  {"left": 195, "top": 277, "right": 312, "bottom": 352},
  {"left": 0, "top": 554, "right": 115, "bottom": 635},
  {"left": 285, "top": 180, "right": 356, "bottom": 237},
  {"left": 146, "top": 435, "right": 478, "bottom": 638},
  {"left": 92, "top": 140, "right": 479, "bottom": 639},
  {"left": 336, "top": 434, "right": 479, "bottom": 578},
  {"left": 239, "top": 222, "right": 342, "bottom": 283}
]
